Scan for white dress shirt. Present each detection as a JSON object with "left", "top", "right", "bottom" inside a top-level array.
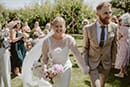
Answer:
[{"left": 96, "top": 21, "right": 108, "bottom": 44}]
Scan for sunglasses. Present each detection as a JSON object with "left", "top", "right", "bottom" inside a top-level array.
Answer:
[
  {"left": 123, "top": 25, "right": 130, "bottom": 27},
  {"left": 104, "top": 11, "right": 112, "bottom": 15}
]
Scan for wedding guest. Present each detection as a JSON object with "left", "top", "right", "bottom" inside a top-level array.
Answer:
[
  {"left": 2, "top": 22, "right": 10, "bottom": 33},
  {"left": 10, "top": 21, "right": 27, "bottom": 76},
  {"left": 111, "top": 16, "right": 119, "bottom": 24},
  {"left": 45, "top": 23, "right": 51, "bottom": 31},
  {"left": 32, "top": 21, "right": 43, "bottom": 36},
  {"left": 114, "top": 13, "right": 130, "bottom": 78},
  {"left": 25, "top": 39, "right": 33, "bottom": 52},
  {"left": 82, "top": 19, "right": 89, "bottom": 32},
  {"left": 31, "top": 32, "right": 40, "bottom": 46},
  {"left": 22, "top": 22, "right": 31, "bottom": 33},
  {"left": 0, "top": 25, "right": 11, "bottom": 87}
]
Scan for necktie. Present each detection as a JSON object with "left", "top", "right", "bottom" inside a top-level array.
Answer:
[{"left": 99, "top": 26, "right": 105, "bottom": 47}]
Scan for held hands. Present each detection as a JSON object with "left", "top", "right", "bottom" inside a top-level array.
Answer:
[
  {"left": 44, "top": 65, "right": 57, "bottom": 79},
  {"left": 44, "top": 71, "right": 57, "bottom": 84},
  {"left": 81, "top": 53, "right": 90, "bottom": 74},
  {"left": 47, "top": 72, "right": 57, "bottom": 78},
  {"left": 83, "top": 65, "right": 90, "bottom": 74}
]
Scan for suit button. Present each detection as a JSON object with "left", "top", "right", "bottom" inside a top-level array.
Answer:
[{"left": 101, "top": 54, "right": 103, "bottom": 56}]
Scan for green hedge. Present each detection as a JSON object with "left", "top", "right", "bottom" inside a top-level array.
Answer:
[{"left": 0, "top": 0, "right": 96, "bottom": 34}]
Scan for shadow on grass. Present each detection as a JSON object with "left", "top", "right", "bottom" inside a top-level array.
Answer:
[
  {"left": 84, "top": 80, "right": 91, "bottom": 87},
  {"left": 107, "top": 68, "right": 130, "bottom": 87},
  {"left": 72, "top": 63, "right": 79, "bottom": 68}
]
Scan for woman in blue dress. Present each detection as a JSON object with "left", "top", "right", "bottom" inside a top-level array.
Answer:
[{"left": 10, "top": 21, "right": 27, "bottom": 77}]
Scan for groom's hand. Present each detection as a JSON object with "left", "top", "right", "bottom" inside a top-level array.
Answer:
[{"left": 83, "top": 65, "right": 90, "bottom": 74}]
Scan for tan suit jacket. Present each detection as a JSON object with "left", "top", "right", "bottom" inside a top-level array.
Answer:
[{"left": 83, "top": 22, "right": 118, "bottom": 70}]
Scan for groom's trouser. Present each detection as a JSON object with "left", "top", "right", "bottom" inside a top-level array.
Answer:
[
  {"left": 0, "top": 48, "right": 11, "bottom": 87},
  {"left": 89, "top": 63, "right": 111, "bottom": 87}
]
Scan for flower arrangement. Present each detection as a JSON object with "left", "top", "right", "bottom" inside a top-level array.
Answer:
[
  {"left": 45, "top": 64, "right": 64, "bottom": 83},
  {"left": 32, "top": 62, "right": 64, "bottom": 84},
  {"left": 32, "top": 61, "right": 45, "bottom": 79},
  {"left": 0, "top": 29, "right": 10, "bottom": 48}
]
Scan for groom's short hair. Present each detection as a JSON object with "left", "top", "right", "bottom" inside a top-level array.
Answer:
[{"left": 96, "top": 2, "right": 111, "bottom": 11}]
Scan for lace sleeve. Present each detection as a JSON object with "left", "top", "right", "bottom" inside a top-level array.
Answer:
[
  {"left": 42, "top": 39, "right": 49, "bottom": 64},
  {"left": 69, "top": 35, "right": 89, "bottom": 74}
]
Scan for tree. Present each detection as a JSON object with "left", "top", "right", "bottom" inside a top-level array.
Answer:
[
  {"left": 111, "top": 0, "right": 130, "bottom": 13},
  {"left": 0, "top": 0, "right": 96, "bottom": 34},
  {"left": 0, "top": 4, "right": 10, "bottom": 24},
  {"left": 51, "top": 0, "right": 95, "bottom": 33}
]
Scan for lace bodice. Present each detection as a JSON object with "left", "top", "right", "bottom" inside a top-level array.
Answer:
[
  {"left": 42, "top": 34, "right": 89, "bottom": 73},
  {"left": 44, "top": 36, "right": 72, "bottom": 71},
  {"left": 47, "top": 37, "right": 69, "bottom": 65}
]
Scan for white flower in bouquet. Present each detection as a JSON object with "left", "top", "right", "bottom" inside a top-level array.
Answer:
[
  {"left": 32, "top": 61, "right": 64, "bottom": 84},
  {"left": 32, "top": 61, "right": 46, "bottom": 79},
  {"left": 48, "top": 64, "right": 64, "bottom": 75},
  {"left": 45, "top": 64, "right": 64, "bottom": 84}
]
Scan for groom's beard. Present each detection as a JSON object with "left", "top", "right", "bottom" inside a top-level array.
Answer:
[{"left": 99, "top": 15, "right": 110, "bottom": 25}]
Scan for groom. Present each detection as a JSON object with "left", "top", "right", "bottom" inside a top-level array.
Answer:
[{"left": 82, "top": 2, "right": 118, "bottom": 87}]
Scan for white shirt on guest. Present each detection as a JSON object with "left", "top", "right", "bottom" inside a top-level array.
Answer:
[{"left": 96, "top": 21, "right": 108, "bottom": 44}]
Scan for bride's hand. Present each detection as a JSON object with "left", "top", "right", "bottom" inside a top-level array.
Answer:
[
  {"left": 48, "top": 72, "right": 57, "bottom": 78},
  {"left": 83, "top": 65, "right": 90, "bottom": 74}
]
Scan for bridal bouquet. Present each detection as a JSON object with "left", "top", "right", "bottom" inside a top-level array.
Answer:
[
  {"left": 32, "top": 62, "right": 64, "bottom": 84},
  {"left": 45, "top": 64, "right": 64, "bottom": 83},
  {"left": 32, "top": 61, "right": 46, "bottom": 78},
  {"left": 0, "top": 29, "right": 10, "bottom": 48}
]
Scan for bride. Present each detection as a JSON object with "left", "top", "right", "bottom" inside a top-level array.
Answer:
[{"left": 22, "top": 16, "right": 89, "bottom": 87}]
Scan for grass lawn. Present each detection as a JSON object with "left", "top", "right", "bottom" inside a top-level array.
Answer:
[{"left": 11, "top": 34, "right": 130, "bottom": 87}]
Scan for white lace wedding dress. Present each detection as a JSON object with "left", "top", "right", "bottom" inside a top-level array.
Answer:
[
  {"left": 46, "top": 36, "right": 72, "bottom": 87},
  {"left": 22, "top": 31, "right": 89, "bottom": 87}
]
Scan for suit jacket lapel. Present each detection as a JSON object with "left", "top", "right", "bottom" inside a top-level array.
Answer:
[{"left": 91, "top": 23, "right": 98, "bottom": 45}]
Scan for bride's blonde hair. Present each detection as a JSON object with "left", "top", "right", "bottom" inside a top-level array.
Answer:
[
  {"left": 51, "top": 16, "right": 66, "bottom": 32},
  {"left": 51, "top": 16, "right": 66, "bottom": 26}
]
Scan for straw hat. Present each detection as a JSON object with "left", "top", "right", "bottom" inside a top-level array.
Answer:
[
  {"left": 120, "top": 13, "right": 130, "bottom": 26},
  {"left": 7, "top": 20, "right": 21, "bottom": 29}
]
